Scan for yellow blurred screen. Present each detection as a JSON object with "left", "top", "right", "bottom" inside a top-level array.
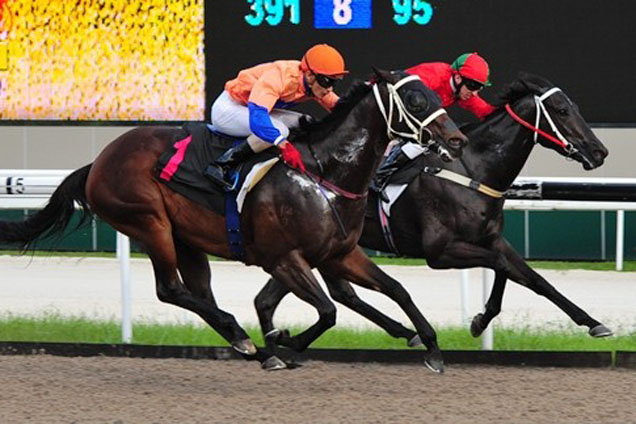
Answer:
[{"left": 0, "top": 0, "right": 205, "bottom": 121}]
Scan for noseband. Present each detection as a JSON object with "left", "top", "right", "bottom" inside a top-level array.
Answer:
[
  {"left": 505, "top": 87, "right": 578, "bottom": 156},
  {"left": 372, "top": 75, "right": 447, "bottom": 145}
]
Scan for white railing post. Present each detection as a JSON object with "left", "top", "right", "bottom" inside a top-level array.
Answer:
[
  {"left": 117, "top": 232, "right": 133, "bottom": 343},
  {"left": 460, "top": 269, "right": 470, "bottom": 325},
  {"left": 481, "top": 268, "right": 494, "bottom": 350},
  {"left": 616, "top": 210, "right": 625, "bottom": 271}
]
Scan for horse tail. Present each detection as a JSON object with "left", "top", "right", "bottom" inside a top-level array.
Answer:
[{"left": 0, "top": 164, "right": 93, "bottom": 251}]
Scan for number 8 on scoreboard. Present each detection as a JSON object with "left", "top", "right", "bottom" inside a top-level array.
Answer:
[{"left": 314, "top": 0, "right": 372, "bottom": 29}]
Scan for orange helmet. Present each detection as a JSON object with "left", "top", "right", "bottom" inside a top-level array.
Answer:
[{"left": 301, "top": 44, "right": 348, "bottom": 77}]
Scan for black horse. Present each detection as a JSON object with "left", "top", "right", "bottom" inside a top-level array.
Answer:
[
  {"left": 255, "top": 73, "right": 612, "bottom": 355},
  {"left": 0, "top": 70, "right": 466, "bottom": 372}
]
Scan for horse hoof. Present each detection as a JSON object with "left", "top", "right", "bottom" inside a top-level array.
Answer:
[
  {"left": 232, "top": 339, "right": 258, "bottom": 356},
  {"left": 261, "top": 356, "right": 287, "bottom": 371},
  {"left": 265, "top": 328, "right": 291, "bottom": 346},
  {"left": 264, "top": 328, "right": 281, "bottom": 343},
  {"left": 407, "top": 334, "right": 423, "bottom": 347},
  {"left": 589, "top": 324, "right": 613, "bottom": 338},
  {"left": 423, "top": 351, "right": 445, "bottom": 374},
  {"left": 470, "top": 313, "right": 485, "bottom": 338}
]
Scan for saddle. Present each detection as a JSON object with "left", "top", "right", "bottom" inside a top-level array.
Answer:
[{"left": 154, "top": 122, "right": 278, "bottom": 216}]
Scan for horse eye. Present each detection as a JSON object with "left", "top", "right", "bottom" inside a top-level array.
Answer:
[{"left": 558, "top": 108, "right": 568, "bottom": 116}]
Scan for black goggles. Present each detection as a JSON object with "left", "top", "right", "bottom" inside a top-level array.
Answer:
[
  {"left": 463, "top": 78, "right": 485, "bottom": 92},
  {"left": 315, "top": 73, "right": 339, "bottom": 89}
]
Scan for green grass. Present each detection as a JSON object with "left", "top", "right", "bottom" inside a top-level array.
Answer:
[
  {"left": 1, "top": 249, "right": 635, "bottom": 271},
  {"left": 1, "top": 314, "right": 634, "bottom": 352}
]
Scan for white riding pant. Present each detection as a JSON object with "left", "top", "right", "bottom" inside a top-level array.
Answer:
[{"left": 211, "top": 91, "right": 303, "bottom": 152}]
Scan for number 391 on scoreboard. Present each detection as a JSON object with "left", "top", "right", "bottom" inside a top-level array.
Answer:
[{"left": 314, "top": 0, "right": 372, "bottom": 29}]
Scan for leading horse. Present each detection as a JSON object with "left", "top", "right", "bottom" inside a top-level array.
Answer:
[
  {"left": 255, "top": 73, "right": 613, "bottom": 353},
  {"left": 0, "top": 70, "right": 466, "bottom": 372}
]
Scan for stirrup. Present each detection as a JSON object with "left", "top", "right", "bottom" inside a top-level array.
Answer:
[
  {"left": 370, "top": 181, "right": 389, "bottom": 202},
  {"left": 204, "top": 164, "right": 236, "bottom": 191}
]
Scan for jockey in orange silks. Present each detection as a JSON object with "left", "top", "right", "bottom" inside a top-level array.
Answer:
[{"left": 205, "top": 44, "right": 348, "bottom": 189}]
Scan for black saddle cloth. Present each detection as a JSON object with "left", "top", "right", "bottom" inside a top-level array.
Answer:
[{"left": 154, "top": 122, "right": 276, "bottom": 215}]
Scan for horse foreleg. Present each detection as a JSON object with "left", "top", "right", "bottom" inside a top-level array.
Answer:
[
  {"left": 321, "top": 246, "right": 444, "bottom": 373},
  {"left": 496, "top": 239, "right": 612, "bottom": 337},
  {"left": 318, "top": 271, "right": 420, "bottom": 346},
  {"left": 268, "top": 250, "right": 337, "bottom": 352},
  {"left": 254, "top": 277, "right": 292, "bottom": 351}
]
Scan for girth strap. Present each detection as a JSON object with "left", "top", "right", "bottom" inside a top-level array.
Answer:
[{"left": 423, "top": 167, "right": 504, "bottom": 199}]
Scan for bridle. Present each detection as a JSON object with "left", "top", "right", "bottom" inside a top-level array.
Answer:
[
  {"left": 372, "top": 75, "right": 448, "bottom": 146},
  {"left": 505, "top": 87, "right": 578, "bottom": 156}
]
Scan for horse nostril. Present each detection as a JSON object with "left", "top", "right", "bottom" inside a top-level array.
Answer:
[
  {"left": 593, "top": 149, "right": 607, "bottom": 162},
  {"left": 449, "top": 138, "right": 464, "bottom": 149}
]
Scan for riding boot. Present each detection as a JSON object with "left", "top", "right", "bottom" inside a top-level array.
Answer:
[
  {"left": 204, "top": 140, "right": 255, "bottom": 189},
  {"left": 369, "top": 146, "right": 411, "bottom": 202}
]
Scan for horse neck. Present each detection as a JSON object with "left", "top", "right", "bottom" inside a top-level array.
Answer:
[
  {"left": 312, "top": 94, "right": 389, "bottom": 194},
  {"left": 460, "top": 106, "right": 537, "bottom": 191}
]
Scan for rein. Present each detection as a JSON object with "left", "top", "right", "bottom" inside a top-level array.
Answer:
[
  {"left": 505, "top": 87, "right": 577, "bottom": 156},
  {"left": 305, "top": 170, "right": 366, "bottom": 200}
]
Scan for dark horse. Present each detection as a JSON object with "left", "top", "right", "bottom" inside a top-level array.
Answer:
[
  {"left": 255, "top": 73, "right": 612, "bottom": 359},
  {"left": 0, "top": 70, "right": 466, "bottom": 372}
]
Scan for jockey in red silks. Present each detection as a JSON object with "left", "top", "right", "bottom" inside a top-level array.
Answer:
[
  {"left": 371, "top": 52, "right": 496, "bottom": 198},
  {"left": 205, "top": 44, "right": 349, "bottom": 189}
]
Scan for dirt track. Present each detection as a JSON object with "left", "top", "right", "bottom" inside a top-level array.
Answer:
[{"left": 0, "top": 355, "right": 634, "bottom": 423}]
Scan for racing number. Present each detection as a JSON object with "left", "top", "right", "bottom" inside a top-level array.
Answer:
[
  {"left": 5, "top": 176, "right": 25, "bottom": 194},
  {"left": 332, "top": 0, "right": 352, "bottom": 25}
]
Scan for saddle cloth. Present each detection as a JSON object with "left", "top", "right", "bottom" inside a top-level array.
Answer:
[{"left": 154, "top": 122, "right": 279, "bottom": 215}]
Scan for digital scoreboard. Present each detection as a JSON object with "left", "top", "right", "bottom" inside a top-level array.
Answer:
[
  {"left": 207, "top": 0, "right": 634, "bottom": 125},
  {"left": 244, "top": 0, "right": 433, "bottom": 28}
]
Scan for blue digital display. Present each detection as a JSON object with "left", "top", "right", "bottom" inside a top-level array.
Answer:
[{"left": 314, "top": 0, "right": 372, "bottom": 29}]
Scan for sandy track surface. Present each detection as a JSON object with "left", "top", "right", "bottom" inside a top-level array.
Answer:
[{"left": 0, "top": 355, "right": 634, "bottom": 424}]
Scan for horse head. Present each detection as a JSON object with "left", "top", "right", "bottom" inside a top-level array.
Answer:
[
  {"left": 372, "top": 69, "right": 468, "bottom": 160},
  {"left": 502, "top": 72, "right": 608, "bottom": 170}
]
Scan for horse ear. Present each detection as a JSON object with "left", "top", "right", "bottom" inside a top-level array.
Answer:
[
  {"left": 516, "top": 71, "right": 552, "bottom": 94},
  {"left": 372, "top": 68, "right": 397, "bottom": 83}
]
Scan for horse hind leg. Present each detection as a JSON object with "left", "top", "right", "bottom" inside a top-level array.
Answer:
[
  {"left": 174, "top": 240, "right": 286, "bottom": 370},
  {"left": 137, "top": 221, "right": 262, "bottom": 366}
]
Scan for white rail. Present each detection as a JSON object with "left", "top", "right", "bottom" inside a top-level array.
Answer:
[{"left": 1, "top": 170, "right": 635, "bottom": 348}]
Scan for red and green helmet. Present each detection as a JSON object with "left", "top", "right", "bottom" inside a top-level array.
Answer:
[{"left": 451, "top": 52, "right": 491, "bottom": 86}]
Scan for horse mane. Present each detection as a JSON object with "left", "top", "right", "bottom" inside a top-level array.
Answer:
[
  {"left": 291, "top": 79, "right": 372, "bottom": 143},
  {"left": 492, "top": 72, "right": 555, "bottom": 108}
]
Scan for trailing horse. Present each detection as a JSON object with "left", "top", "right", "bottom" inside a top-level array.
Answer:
[
  {"left": 255, "top": 72, "right": 613, "bottom": 357},
  {"left": 0, "top": 70, "right": 466, "bottom": 372}
]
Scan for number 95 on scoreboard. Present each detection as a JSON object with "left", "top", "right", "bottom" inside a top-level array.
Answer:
[{"left": 245, "top": 0, "right": 434, "bottom": 28}]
